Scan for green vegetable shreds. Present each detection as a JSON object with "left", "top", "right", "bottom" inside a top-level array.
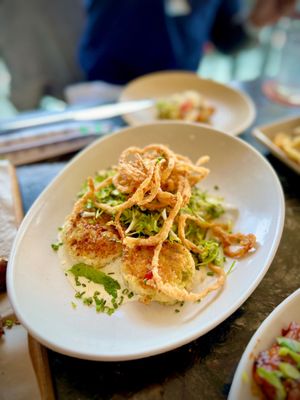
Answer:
[
  {"left": 278, "top": 347, "right": 300, "bottom": 365},
  {"left": 77, "top": 169, "right": 118, "bottom": 198},
  {"left": 278, "top": 362, "right": 300, "bottom": 380},
  {"left": 183, "top": 187, "right": 224, "bottom": 221},
  {"left": 277, "top": 337, "right": 300, "bottom": 353},
  {"left": 256, "top": 368, "right": 286, "bottom": 400},
  {"left": 120, "top": 207, "right": 163, "bottom": 237},
  {"left": 69, "top": 263, "right": 120, "bottom": 298}
]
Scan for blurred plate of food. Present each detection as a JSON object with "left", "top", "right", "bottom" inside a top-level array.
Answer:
[
  {"left": 7, "top": 122, "right": 283, "bottom": 361},
  {"left": 252, "top": 116, "right": 300, "bottom": 174},
  {"left": 228, "top": 288, "right": 300, "bottom": 400},
  {"left": 119, "top": 71, "right": 256, "bottom": 135}
]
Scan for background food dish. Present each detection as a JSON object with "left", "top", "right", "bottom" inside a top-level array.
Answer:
[
  {"left": 119, "top": 71, "right": 256, "bottom": 135},
  {"left": 228, "top": 289, "right": 300, "bottom": 400},
  {"left": 7, "top": 122, "right": 284, "bottom": 361},
  {"left": 252, "top": 116, "right": 300, "bottom": 174}
]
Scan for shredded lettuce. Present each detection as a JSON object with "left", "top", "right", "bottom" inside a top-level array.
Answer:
[
  {"left": 77, "top": 169, "right": 117, "bottom": 198},
  {"left": 120, "top": 207, "right": 163, "bottom": 237},
  {"left": 78, "top": 169, "right": 127, "bottom": 211},
  {"left": 95, "top": 184, "right": 126, "bottom": 207},
  {"left": 183, "top": 187, "right": 224, "bottom": 221},
  {"left": 191, "top": 240, "right": 224, "bottom": 269}
]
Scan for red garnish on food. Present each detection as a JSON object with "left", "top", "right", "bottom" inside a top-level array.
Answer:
[
  {"left": 144, "top": 271, "right": 153, "bottom": 281},
  {"left": 179, "top": 100, "right": 193, "bottom": 116}
]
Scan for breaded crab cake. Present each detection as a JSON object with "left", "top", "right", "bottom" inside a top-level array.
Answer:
[
  {"left": 121, "top": 242, "right": 195, "bottom": 304},
  {"left": 62, "top": 211, "right": 122, "bottom": 268}
]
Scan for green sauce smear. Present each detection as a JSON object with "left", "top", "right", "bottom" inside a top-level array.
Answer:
[{"left": 69, "top": 263, "right": 120, "bottom": 298}]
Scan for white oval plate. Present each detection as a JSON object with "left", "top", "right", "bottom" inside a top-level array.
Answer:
[
  {"left": 120, "top": 71, "right": 256, "bottom": 135},
  {"left": 7, "top": 122, "right": 284, "bottom": 361},
  {"left": 228, "top": 289, "right": 300, "bottom": 400}
]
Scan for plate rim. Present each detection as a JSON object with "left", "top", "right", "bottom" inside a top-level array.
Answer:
[
  {"left": 119, "top": 70, "right": 256, "bottom": 136},
  {"left": 7, "top": 121, "right": 285, "bottom": 361}
]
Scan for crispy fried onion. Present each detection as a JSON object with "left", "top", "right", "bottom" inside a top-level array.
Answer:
[
  {"left": 151, "top": 242, "right": 226, "bottom": 302},
  {"left": 177, "top": 214, "right": 256, "bottom": 259},
  {"left": 210, "top": 226, "right": 256, "bottom": 258},
  {"left": 82, "top": 144, "right": 256, "bottom": 303}
]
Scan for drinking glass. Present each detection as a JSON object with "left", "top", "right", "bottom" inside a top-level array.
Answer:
[{"left": 263, "top": 16, "right": 300, "bottom": 106}]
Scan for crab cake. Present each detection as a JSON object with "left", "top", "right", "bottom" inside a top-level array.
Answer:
[
  {"left": 121, "top": 242, "right": 195, "bottom": 304},
  {"left": 62, "top": 212, "right": 122, "bottom": 268}
]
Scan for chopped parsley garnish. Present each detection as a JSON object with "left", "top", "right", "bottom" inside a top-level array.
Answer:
[
  {"left": 75, "top": 276, "right": 81, "bottom": 286},
  {"left": 51, "top": 242, "right": 63, "bottom": 251},
  {"left": 83, "top": 297, "right": 93, "bottom": 306},
  {"left": 75, "top": 291, "right": 86, "bottom": 299}
]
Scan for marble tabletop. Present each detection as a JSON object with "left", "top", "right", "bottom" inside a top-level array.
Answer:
[{"left": 16, "top": 79, "right": 300, "bottom": 400}]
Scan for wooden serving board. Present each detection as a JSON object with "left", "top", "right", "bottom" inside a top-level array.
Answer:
[{"left": 5, "top": 161, "right": 55, "bottom": 400}]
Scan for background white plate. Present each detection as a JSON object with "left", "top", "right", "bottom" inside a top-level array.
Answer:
[
  {"left": 7, "top": 122, "right": 284, "bottom": 361},
  {"left": 228, "top": 288, "right": 300, "bottom": 400},
  {"left": 120, "top": 71, "right": 256, "bottom": 135}
]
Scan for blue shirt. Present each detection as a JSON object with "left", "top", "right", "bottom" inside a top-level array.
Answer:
[{"left": 79, "top": 0, "right": 245, "bottom": 84}]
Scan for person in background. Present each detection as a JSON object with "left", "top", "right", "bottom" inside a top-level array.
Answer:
[{"left": 79, "top": 0, "right": 296, "bottom": 85}]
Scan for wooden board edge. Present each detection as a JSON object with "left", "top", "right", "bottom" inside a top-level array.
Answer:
[{"left": 28, "top": 336, "right": 56, "bottom": 400}]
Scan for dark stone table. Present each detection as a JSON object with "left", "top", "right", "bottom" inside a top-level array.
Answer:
[{"left": 16, "top": 80, "right": 300, "bottom": 400}]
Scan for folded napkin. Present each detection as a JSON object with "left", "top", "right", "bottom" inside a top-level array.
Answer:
[{"left": 0, "top": 160, "right": 41, "bottom": 400}]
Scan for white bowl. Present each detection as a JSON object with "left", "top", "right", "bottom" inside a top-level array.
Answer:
[
  {"left": 7, "top": 122, "right": 284, "bottom": 361},
  {"left": 120, "top": 71, "right": 256, "bottom": 135},
  {"left": 228, "top": 289, "right": 300, "bottom": 400}
]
